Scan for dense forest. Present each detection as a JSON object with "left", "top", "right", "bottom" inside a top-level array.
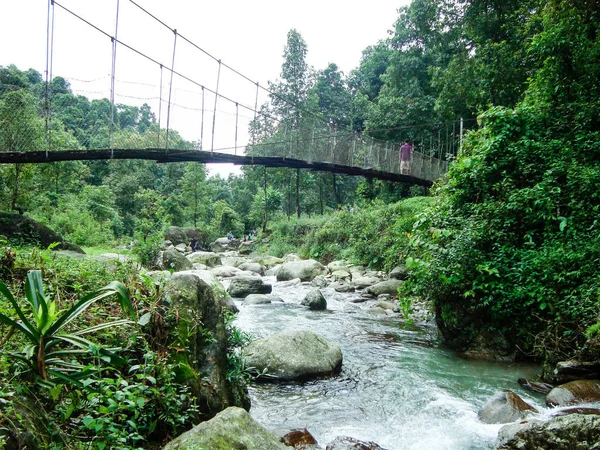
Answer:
[{"left": 1, "top": 0, "right": 599, "bottom": 448}]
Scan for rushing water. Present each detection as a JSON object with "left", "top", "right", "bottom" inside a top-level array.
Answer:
[{"left": 232, "top": 276, "right": 543, "bottom": 450}]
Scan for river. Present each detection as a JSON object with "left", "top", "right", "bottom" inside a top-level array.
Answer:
[{"left": 231, "top": 275, "right": 544, "bottom": 450}]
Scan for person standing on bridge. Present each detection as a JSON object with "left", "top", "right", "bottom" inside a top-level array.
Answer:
[{"left": 400, "top": 141, "right": 413, "bottom": 175}]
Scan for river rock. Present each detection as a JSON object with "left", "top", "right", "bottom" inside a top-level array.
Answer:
[
  {"left": 0, "top": 213, "right": 85, "bottom": 254},
  {"left": 266, "top": 264, "right": 282, "bottom": 276},
  {"left": 367, "top": 307, "right": 388, "bottom": 316},
  {"left": 518, "top": 378, "right": 554, "bottom": 394},
  {"left": 239, "top": 261, "right": 265, "bottom": 275},
  {"left": 311, "top": 275, "right": 330, "bottom": 288},
  {"left": 278, "top": 278, "right": 302, "bottom": 288},
  {"left": 553, "top": 360, "right": 600, "bottom": 383},
  {"left": 326, "top": 436, "right": 387, "bottom": 450},
  {"left": 228, "top": 275, "right": 272, "bottom": 298},
  {"left": 331, "top": 282, "right": 355, "bottom": 293},
  {"left": 211, "top": 237, "right": 232, "bottom": 253},
  {"left": 145, "top": 270, "right": 172, "bottom": 283},
  {"left": 376, "top": 301, "right": 397, "bottom": 310},
  {"left": 389, "top": 265, "right": 409, "bottom": 280},
  {"left": 187, "top": 251, "right": 221, "bottom": 267},
  {"left": 192, "top": 263, "right": 208, "bottom": 270},
  {"left": 160, "top": 249, "right": 193, "bottom": 272},
  {"left": 496, "top": 413, "right": 600, "bottom": 450},
  {"left": 222, "top": 256, "right": 249, "bottom": 267},
  {"left": 244, "top": 330, "right": 342, "bottom": 381},
  {"left": 222, "top": 296, "right": 239, "bottom": 313},
  {"left": 328, "top": 260, "right": 351, "bottom": 273},
  {"left": 160, "top": 240, "right": 174, "bottom": 251},
  {"left": 280, "top": 428, "right": 319, "bottom": 448},
  {"left": 366, "top": 279, "right": 403, "bottom": 297},
  {"left": 331, "top": 269, "right": 352, "bottom": 282},
  {"left": 239, "top": 241, "right": 254, "bottom": 255},
  {"left": 176, "top": 270, "right": 227, "bottom": 300},
  {"left": 546, "top": 379, "right": 600, "bottom": 406},
  {"left": 182, "top": 227, "right": 210, "bottom": 250},
  {"left": 164, "top": 226, "right": 186, "bottom": 246},
  {"left": 211, "top": 265, "right": 244, "bottom": 278},
  {"left": 460, "top": 329, "right": 514, "bottom": 362},
  {"left": 478, "top": 390, "right": 537, "bottom": 424},
  {"left": 277, "top": 259, "right": 327, "bottom": 282},
  {"left": 162, "top": 407, "right": 287, "bottom": 450},
  {"left": 284, "top": 253, "right": 302, "bottom": 262},
  {"left": 352, "top": 276, "right": 380, "bottom": 289},
  {"left": 161, "top": 274, "right": 249, "bottom": 417},
  {"left": 245, "top": 294, "right": 272, "bottom": 305},
  {"left": 301, "top": 289, "right": 327, "bottom": 310},
  {"left": 253, "top": 255, "right": 285, "bottom": 268},
  {"left": 174, "top": 243, "right": 187, "bottom": 253}
]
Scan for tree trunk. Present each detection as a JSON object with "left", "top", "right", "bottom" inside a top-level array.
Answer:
[
  {"left": 332, "top": 173, "right": 341, "bottom": 208},
  {"left": 287, "top": 170, "right": 292, "bottom": 219},
  {"left": 296, "top": 168, "right": 301, "bottom": 219},
  {"left": 319, "top": 178, "right": 324, "bottom": 215},
  {"left": 11, "top": 164, "right": 21, "bottom": 212},
  {"left": 262, "top": 166, "right": 268, "bottom": 232}
]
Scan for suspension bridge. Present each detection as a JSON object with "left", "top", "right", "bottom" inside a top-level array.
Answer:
[{"left": 0, "top": 0, "right": 463, "bottom": 187}]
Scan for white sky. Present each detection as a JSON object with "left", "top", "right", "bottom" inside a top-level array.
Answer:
[{"left": 1, "top": 0, "right": 407, "bottom": 177}]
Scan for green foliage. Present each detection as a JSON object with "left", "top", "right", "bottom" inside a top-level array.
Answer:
[
  {"left": 0, "top": 270, "right": 134, "bottom": 384},
  {"left": 211, "top": 200, "right": 244, "bottom": 238},
  {"left": 258, "top": 197, "right": 432, "bottom": 268},
  {"left": 54, "top": 355, "right": 198, "bottom": 450}
]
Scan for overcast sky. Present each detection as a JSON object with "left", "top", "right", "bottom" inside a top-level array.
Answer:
[{"left": 1, "top": 0, "right": 408, "bottom": 176}]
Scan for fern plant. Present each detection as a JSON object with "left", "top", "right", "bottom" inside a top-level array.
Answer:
[{"left": 0, "top": 270, "right": 135, "bottom": 385}]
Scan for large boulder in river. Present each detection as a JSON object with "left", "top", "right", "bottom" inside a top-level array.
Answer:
[
  {"left": 228, "top": 275, "right": 272, "bottom": 298},
  {"left": 244, "top": 294, "right": 272, "bottom": 305},
  {"left": 177, "top": 269, "right": 227, "bottom": 300},
  {"left": 326, "top": 436, "right": 388, "bottom": 450},
  {"left": 211, "top": 265, "right": 244, "bottom": 278},
  {"left": 160, "top": 249, "right": 193, "bottom": 272},
  {"left": 187, "top": 251, "right": 221, "bottom": 267},
  {"left": 546, "top": 380, "right": 600, "bottom": 406},
  {"left": 365, "top": 279, "right": 404, "bottom": 297},
  {"left": 352, "top": 276, "right": 380, "bottom": 289},
  {"left": 238, "top": 261, "right": 264, "bottom": 275},
  {"left": 389, "top": 265, "right": 409, "bottom": 280},
  {"left": 182, "top": 227, "right": 210, "bottom": 250},
  {"left": 211, "top": 237, "right": 232, "bottom": 253},
  {"left": 164, "top": 226, "right": 188, "bottom": 246},
  {"left": 327, "top": 260, "right": 351, "bottom": 273},
  {"left": 496, "top": 413, "right": 600, "bottom": 450},
  {"left": 244, "top": 330, "right": 342, "bottom": 381},
  {"left": 478, "top": 390, "right": 537, "bottom": 424},
  {"left": 277, "top": 259, "right": 327, "bottom": 282},
  {"left": 553, "top": 360, "right": 600, "bottom": 383},
  {"left": 0, "top": 213, "right": 84, "bottom": 253},
  {"left": 162, "top": 407, "right": 287, "bottom": 450},
  {"left": 301, "top": 289, "right": 327, "bottom": 310},
  {"left": 159, "top": 273, "right": 249, "bottom": 418}
]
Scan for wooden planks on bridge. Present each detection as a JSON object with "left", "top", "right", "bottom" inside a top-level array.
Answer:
[{"left": 0, "top": 148, "right": 433, "bottom": 186}]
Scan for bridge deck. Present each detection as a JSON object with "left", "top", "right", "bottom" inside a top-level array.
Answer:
[{"left": 0, "top": 148, "right": 436, "bottom": 186}]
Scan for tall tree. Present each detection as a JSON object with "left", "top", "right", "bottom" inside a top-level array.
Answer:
[{"left": 0, "top": 90, "right": 44, "bottom": 211}]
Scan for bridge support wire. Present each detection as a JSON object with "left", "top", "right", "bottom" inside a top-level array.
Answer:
[
  {"left": 200, "top": 87, "right": 204, "bottom": 150},
  {"left": 109, "top": 0, "right": 120, "bottom": 157},
  {"left": 165, "top": 29, "right": 178, "bottom": 150},
  {"left": 44, "top": 0, "right": 56, "bottom": 159},
  {"left": 234, "top": 103, "right": 239, "bottom": 155},
  {"left": 211, "top": 60, "right": 222, "bottom": 154},
  {"left": 157, "top": 64, "right": 163, "bottom": 147}
]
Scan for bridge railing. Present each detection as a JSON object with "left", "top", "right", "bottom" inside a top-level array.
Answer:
[{"left": 245, "top": 126, "right": 453, "bottom": 182}]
